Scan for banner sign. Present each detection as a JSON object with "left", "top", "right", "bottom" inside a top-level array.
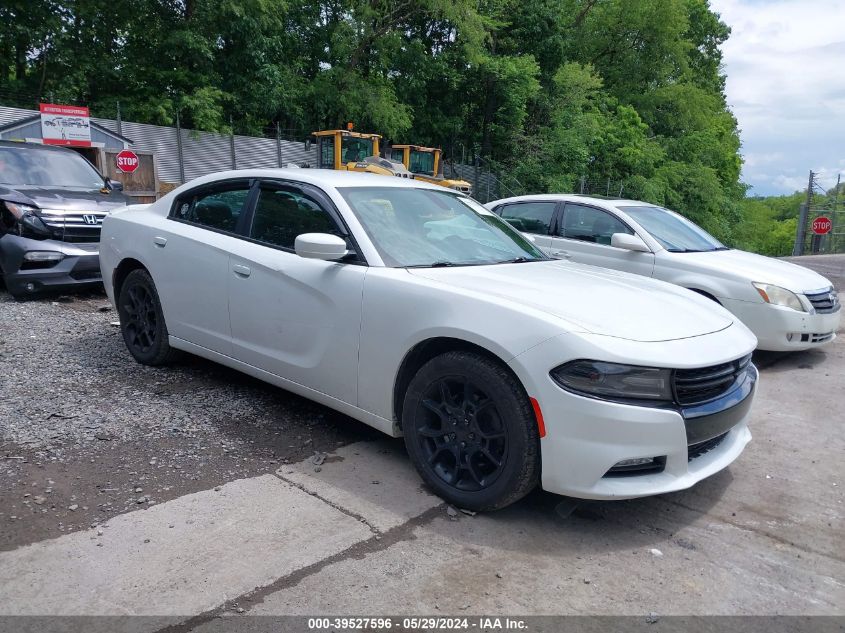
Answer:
[{"left": 40, "top": 103, "right": 92, "bottom": 147}]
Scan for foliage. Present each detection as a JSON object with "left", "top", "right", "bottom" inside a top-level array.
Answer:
[
  {"left": 0, "top": 0, "right": 757, "bottom": 245},
  {"left": 732, "top": 197, "right": 798, "bottom": 257}
]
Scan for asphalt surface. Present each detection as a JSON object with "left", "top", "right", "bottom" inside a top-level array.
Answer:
[{"left": 1, "top": 255, "right": 843, "bottom": 624}]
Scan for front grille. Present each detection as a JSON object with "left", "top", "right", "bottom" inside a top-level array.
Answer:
[
  {"left": 673, "top": 354, "right": 752, "bottom": 406},
  {"left": 38, "top": 209, "right": 107, "bottom": 243},
  {"left": 688, "top": 432, "right": 728, "bottom": 461},
  {"left": 811, "top": 332, "right": 835, "bottom": 343},
  {"left": 69, "top": 270, "right": 102, "bottom": 281},
  {"left": 805, "top": 288, "right": 840, "bottom": 314}
]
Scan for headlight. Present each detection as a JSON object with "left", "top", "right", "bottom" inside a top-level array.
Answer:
[
  {"left": 752, "top": 282, "right": 805, "bottom": 312},
  {"left": 550, "top": 360, "right": 673, "bottom": 402},
  {"left": 3, "top": 201, "right": 51, "bottom": 238},
  {"left": 4, "top": 201, "right": 38, "bottom": 218}
]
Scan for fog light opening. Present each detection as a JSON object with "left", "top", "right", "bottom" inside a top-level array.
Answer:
[
  {"left": 604, "top": 456, "right": 666, "bottom": 478},
  {"left": 23, "top": 251, "right": 64, "bottom": 262},
  {"left": 24, "top": 282, "right": 37, "bottom": 292}
]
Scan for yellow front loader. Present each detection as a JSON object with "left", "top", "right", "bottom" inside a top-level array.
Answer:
[
  {"left": 312, "top": 130, "right": 412, "bottom": 179},
  {"left": 389, "top": 144, "right": 472, "bottom": 194}
]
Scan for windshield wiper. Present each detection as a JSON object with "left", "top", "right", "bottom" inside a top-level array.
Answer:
[
  {"left": 496, "top": 257, "right": 539, "bottom": 264},
  {"left": 405, "top": 261, "right": 456, "bottom": 268}
]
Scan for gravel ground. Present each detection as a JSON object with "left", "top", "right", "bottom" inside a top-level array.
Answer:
[{"left": 0, "top": 287, "right": 380, "bottom": 550}]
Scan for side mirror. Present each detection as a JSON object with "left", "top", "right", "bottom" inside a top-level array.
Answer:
[
  {"left": 294, "top": 233, "right": 349, "bottom": 261},
  {"left": 106, "top": 178, "right": 124, "bottom": 192},
  {"left": 611, "top": 233, "right": 650, "bottom": 252}
]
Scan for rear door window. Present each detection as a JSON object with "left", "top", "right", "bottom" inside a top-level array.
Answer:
[
  {"left": 498, "top": 202, "right": 557, "bottom": 235},
  {"left": 172, "top": 184, "right": 251, "bottom": 234}
]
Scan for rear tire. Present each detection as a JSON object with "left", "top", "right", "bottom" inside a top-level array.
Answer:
[
  {"left": 117, "top": 268, "right": 180, "bottom": 365},
  {"left": 401, "top": 351, "right": 540, "bottom": 511}
]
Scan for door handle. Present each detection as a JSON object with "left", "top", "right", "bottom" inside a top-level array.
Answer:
[
  {"left": 232, "top": 264, "right": 251, "bottom": 278},
  {"left": 153, "top": 236, "right": 167, "bottom": 248},
  {"left": 551, "top": 250, "right": 571, "bottom": 259}
]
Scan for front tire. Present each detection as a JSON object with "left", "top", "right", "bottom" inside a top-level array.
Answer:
[
  {"left": 117, "top": 268, "right": 179, "bottom": 366},
  {"left": 401, "top": 351, "right": 540, "bottom": 511}
]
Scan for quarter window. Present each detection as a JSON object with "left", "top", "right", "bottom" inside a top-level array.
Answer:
[
  {"left": 172, "top": 186, "right": 250, "bottom": 233},
  {"left": 560, "top": 203, "right": 633, "bottom": 245},
  {"left": 499, "top": 202, "right": 556, "bottom": 234},
  {"left": 249, "top": 188, "right": 341, "bottom": 250}
]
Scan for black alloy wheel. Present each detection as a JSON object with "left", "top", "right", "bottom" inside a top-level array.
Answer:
[
  {"left": 117, "top": 268, "right": 180, "bottom": 366},
  {"left": 123, "top": 283, "right": 158, "bottom": 354},
  {"left": 416, "top": 377, "right": 508, "bottom": 491},
  {"left": 402, "top": 350, "right": 540, "bottom": 511}
]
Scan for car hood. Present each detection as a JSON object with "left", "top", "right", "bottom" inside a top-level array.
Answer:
[
  {"left": 668, "top": 249, "right": 833, "bottom": 293},
  {"left": 0, "top": 184, "right": 130, "bottom": 212},
  {"left": 407, "top": 260, "right": 734, "bottom": 342}
]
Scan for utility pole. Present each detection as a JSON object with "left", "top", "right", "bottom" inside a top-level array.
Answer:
[
  {"left": 175, "top": 110, "right": 185, "bottom": 184},
  {"left": 276, "top": 122, "right": 282, "bottom": 167},
  {"left": 229, "top": 115, "right": 236, "bottom": 170},
  {"left": 831, "top": 174, "right": 841, "bottom": 253},
  {"left": 793, "top": 170, "right": 814, "bottom": 256}
]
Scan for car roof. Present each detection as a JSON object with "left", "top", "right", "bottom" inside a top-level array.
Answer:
[
  {"left": 0, "top": 140, "right": 82, "bottom": 154},
  {"left": 180, "top": 168, "right": 453, "bottom": 192},
  {"left": 487, "top": 193, "right": 653, "bottom": 211}
]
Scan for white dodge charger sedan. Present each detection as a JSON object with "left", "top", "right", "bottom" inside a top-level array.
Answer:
[
  {"left": 487, "top": 194, "right": 841, "bottom": 351},
  {"left": 100, "top": 171, "right": 758, "bottom": 510}
]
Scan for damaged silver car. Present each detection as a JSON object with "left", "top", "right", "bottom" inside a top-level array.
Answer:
[{"left": 0, "top": 141, "right": 129, "bottom": 297}]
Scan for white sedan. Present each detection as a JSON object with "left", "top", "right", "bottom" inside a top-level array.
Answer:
[
  {"left": 101, "top": 170, "right": 758, "bottom": 510},
  {"left": 487, "top": 195, "right": 841, "bottom": 351}
]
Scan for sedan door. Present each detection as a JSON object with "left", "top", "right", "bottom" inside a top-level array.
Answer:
[
  {"left": 227, "top": 181, "right": 366, "bottom": 405},
  {"left": 548, "top": 202, "right": 655, "bottom": 276},
  {"left": 148, "top": 179, "right": 255, "bottom": 356}
]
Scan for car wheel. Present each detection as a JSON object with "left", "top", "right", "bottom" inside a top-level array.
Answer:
[
  {"left": 117, "top": 268, "right": 180, "bottom": 366},
  {"left": 402, "top": 350, "right": 540, "bottom": 511}
]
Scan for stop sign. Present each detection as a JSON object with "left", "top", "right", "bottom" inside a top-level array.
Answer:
[
  {"left": 116, "top": 149, "right": 139, "bottom": 173},
  {"left": 812, "top": 216, "right": 832, "bottom": 235}
]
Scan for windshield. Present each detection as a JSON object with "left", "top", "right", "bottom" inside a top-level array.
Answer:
[
  {"left": 339, "top": 186, "right": 548, "bottom": 267},
  {"left": 341, "top": 137, "right": 374, "bottom": 163},
  {"left": 619, "top": 205, "right": 726, "bottom": 252},
  {"left": 409, "top": 150, "right": 435, "bottom": 176},
  {"left": 0, "top": 146, "right": 105, "bottom": 189}
]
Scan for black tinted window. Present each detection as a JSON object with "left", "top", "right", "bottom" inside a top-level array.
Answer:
[
  {"left": 499, "top": 202, "right": 556, "bottom": 234},
  {"left": 561, "top": 203, "right": 632, "bottom": 245},
  {"left": 250, "top": 189, "right": 339, "bottom": 249},
  {"left": 173, "top": 187, "right": 250, "bottom": 232}
]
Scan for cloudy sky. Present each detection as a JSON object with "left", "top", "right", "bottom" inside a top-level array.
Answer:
[{"left": 709, "top": 0, "right": 845, "bottom": 196}]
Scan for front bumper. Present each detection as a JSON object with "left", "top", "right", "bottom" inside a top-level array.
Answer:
[
  {"left": 720, "top": 296, "right": 842, "bottom": 351},
  {"left": 0, "top": 234, "right": 102, "bottom": 296},
  {"left": 510, "top": 336, "right": 757, "bottom": 500}
]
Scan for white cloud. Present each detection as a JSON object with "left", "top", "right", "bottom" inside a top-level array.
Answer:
[{"left": 709, "top": 0, "right": 845, "bottom": 195}]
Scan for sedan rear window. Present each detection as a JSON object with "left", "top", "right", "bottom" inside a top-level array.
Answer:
[
  {"left": 0, "top": 146, "right": 105, "bottom": 189},
  {"left": 339, "top": 186, "right": 547, "bottom": 267}
]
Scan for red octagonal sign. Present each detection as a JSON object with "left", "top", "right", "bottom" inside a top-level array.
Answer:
[
  {"left": 812, "top": 216, "right": 832, "bottom": 235},
  {"left": 116, "top": 149, "right": 139, "bottom": 173}
]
